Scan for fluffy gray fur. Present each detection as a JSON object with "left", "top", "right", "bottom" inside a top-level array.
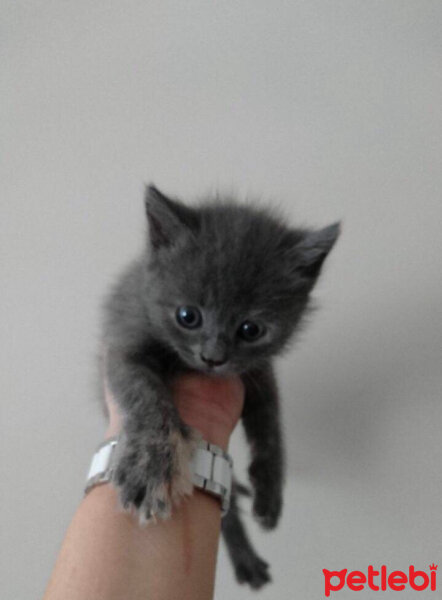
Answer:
[{"left": 101, "top": 185, "right": 340, "bottom": 589}]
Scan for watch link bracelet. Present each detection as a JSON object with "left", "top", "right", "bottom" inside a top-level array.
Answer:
[{"left": 85, "top": 436, "right": 233, "bottom": 516}]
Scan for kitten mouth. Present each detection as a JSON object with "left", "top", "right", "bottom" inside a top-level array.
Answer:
[
  {"left": 179, "top": 351, "right": 233, "bottom": 376},
  {"left": 200, "top": 363, "right": 232, "bottom": 377}
]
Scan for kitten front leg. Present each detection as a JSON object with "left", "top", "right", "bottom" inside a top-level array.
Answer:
[
  {"left": 106, "top": 349, "right": 197, "bottom": 522},
  {"left": 242, "top": 364, "right": 284, "bottom": 530}
]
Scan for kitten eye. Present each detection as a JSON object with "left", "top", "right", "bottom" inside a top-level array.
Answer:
[
  {"left": 237, "top": 320, "right": 265, "bottom": 342},
  {"left": 176, "top": 306, "right": 202, "bottom": 329}
]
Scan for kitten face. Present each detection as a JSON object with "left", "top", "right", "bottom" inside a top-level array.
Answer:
[{"left": 144, "top": 186, "right": 340, "bottom": 375}]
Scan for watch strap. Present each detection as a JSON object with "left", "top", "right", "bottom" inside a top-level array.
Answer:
[
  {"left": 84, "top": 436, "right": 233, "bottom": 516},
  {"left": 191, "top": 439, "right": 233, "bottom": 515},
  {"left": 84, "top": 437, "right": 118, "bottom": 494}
]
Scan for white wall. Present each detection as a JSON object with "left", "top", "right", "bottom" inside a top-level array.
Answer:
[{"left": 2, "top": 2, "right": 441, "bottom": 598}]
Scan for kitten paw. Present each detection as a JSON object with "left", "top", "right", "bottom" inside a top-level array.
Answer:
[
  {"left": 113, "top": 428, "right": 198, "bottom": 523},
  {"left": 248, "top": 460, "right": 282, "bottom": 530},
  {"left": 235, "top": 554, "right": 271, "bottom": 589},
  {"left": 252, "top": 494, "right": 282, "bottom": 530}
]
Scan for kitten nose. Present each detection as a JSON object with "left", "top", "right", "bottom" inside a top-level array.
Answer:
[{"left": 200, "top": 354, "right": 227, "bottom": 368}]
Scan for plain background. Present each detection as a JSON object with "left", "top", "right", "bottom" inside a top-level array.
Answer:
[{"left": 1, "top": 2, "right": 441, "bottom": 598}]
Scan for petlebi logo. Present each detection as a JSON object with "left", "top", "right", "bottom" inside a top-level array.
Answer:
[{"left": 322, "top": 564, "right": 437, "bottom": 596}]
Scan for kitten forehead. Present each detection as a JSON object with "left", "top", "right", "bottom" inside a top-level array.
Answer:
[
  {"left": 147, "top": 193, "right": 339, "bottom": 329},
  {"left": 151, "top": 203, "right": 301, "bottom": 311},
  {"left": 197, "top": 201, "right": 302, "bottom": 250}
]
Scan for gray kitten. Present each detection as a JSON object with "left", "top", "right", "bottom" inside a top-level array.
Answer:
[{"left": 102, "top": 185, "right": 340, "bottom": 589}]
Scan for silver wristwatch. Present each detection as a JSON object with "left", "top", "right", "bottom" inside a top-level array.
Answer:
[{"left": 85, "top": 436, "right": 233, "bottom": 516}]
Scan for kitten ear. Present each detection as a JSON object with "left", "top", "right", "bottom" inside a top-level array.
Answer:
[
  {"left": 295, "top": 221, "right": 341, "bottom": 279},
  {"left": 144, "top": 185, "right": 198, "bottom": 249}
]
